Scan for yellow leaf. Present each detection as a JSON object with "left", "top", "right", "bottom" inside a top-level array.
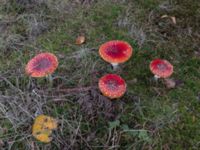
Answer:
[
  {"left": 76, "top": 36, "right": 85, "bottom": 45},
  {"left": 32, "top": 115, "right": 57, "bottom": 143},
  {"left": 32, "top": 124, "right": 43, "bottom": 132},
  {"left": 33, "top": 132, "right": 52, "bottom": 143}
]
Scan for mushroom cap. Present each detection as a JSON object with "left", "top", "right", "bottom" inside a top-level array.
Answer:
[
  {"left": 150, "top": 59, "right": 173, "bottom": 78},
  {"left": 99, "top": 40, "right": 133, "bottom": 64},
  {"left": 98, "top": 74, "right": 126, "bottom": 99},
  {"left": 25, "top": 52, "right": 58, "bottom": 78}
]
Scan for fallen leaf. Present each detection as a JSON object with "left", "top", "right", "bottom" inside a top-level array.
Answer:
[
  {"left": 32, "top": 115, "right": 57, "bottom": 143},
  {"left": 33, "top": 130, "right": 52, "bottom": 143},
  {"left": 164, "top": 78, "right": 176, "bottom": 89},
  {"left": 170, "top": 16, "right": 176, "bottom": 24},
  {"left": 76, "top": 35, "right": 85, "bottom": 45},
  {"left": 161, "top": 14, "right": 168, "bottom": 18}
]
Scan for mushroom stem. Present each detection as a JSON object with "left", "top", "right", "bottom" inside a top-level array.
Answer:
[
  {"left": 27, "top": 76, "right": 32, "bottom": 89},
  {"left": 111, "top": 63, "right": 119, "bottom": 70},
  {"left": 47, "top": 74, "right": 53, "bottom": 87},
  {"left": 154, "top": 75, "right": 160, "bottom": 81}
]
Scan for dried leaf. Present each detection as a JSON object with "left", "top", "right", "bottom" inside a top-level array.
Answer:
[
  {"left": 170, "top": 16, "right": 176, "bottom": 24},
  {"left": 76, "top": 36, "right": 85, "bottom": 45},
  {"left": 32, "top": 115, "right": 57, "bottom": 143},
  {"left": 161, "top": 15, "right": 168, "bottom": 18},
  {"left": 164, "top": 78, "right": 176, "bottom": 89}
]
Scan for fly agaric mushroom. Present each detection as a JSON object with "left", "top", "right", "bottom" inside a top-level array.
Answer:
[
  {"left": 150, "top": 59, "right": 173, "bottom": 79},
  {"left": 99, "top": 40, "right": 133, "bottom": 70},
  {"left": 26, "top": 52, "right": 58, "bottom": 78},
  {"left": 98, "top": 74, "right": 126, "bottom": 99}
]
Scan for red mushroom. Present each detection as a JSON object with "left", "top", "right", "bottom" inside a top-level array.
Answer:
[
  {"left": 26, "top": 52, "right": 58, "bottom": 78},
  {"left": 99, "top": 40, "right": 133, "bottom": 70},
  {"left": 98, "top": 74, "right": 126, "bottom": 99},
  {"left": 150, "top": 59, "right": 173, "bottom": 79}
]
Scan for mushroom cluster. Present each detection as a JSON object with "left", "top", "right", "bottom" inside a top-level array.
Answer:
[
  {"left": 98, "top": 40, "right": 133, "bottom": 99},
  {"left": 25, "top": 39, "right": 175, "bottom": 143}
]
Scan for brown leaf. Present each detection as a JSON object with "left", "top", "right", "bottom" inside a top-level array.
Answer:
[
  {"left": 76, "top": 35, "right": 85, "bottom": 45},
  {"left": 164, "top": 78, "right": 176, "bottom": 89},
  {"left": 161, "top": 15, "right": 168, "bottom": 18},
  {"left": 170, "top": 16, "right": 176, "bottom": 24},
  {"left": 161, "top": 15, "right": 176, "bottom": 24}
]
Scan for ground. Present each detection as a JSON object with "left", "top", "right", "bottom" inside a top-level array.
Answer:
[{"left": 0, "top": 0, "right": 200, "bottom": 149}]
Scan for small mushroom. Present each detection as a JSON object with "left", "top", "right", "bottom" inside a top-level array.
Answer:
[
  {"left": 98, "top": 74, "right": 126, "bottom": 99},
  {"left": 76, "top": 35, "right": 86, "bottom": 45},
  {"left": 99, "top": 40, "right": 133, "bottom": 70},
  {"left": 150, "top": 59, "right": 173, "bottom": 80}
]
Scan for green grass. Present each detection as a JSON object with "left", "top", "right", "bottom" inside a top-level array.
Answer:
[{"left": 0, "top": 0, "right": 200, "bottom": 149}]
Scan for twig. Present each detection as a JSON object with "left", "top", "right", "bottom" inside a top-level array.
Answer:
[
  {"left": 38, "top": 86, "right": 97, "bottom": 94},
  {"left": 57, "top": 86, "right": 97, "bottom": 93}
]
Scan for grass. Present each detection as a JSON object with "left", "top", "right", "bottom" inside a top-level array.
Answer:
[{"left": 0, "top": 0, "right": 200, "bottom": 149}]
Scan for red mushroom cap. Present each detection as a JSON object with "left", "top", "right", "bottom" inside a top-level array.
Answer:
[
  {"left": 99, "top": 40, "right": 133, "bottom": 64},
  {"left": 25, "top": 52, "right": 58, "bottom": 78},
  {"left": 98, "top": 74, "right": 126, "bottom": 99},
  {"left": 150, "top": 59, "right": 173, "bottom": 78}
]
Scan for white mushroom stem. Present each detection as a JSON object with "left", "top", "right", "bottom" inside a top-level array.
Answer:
[
  {"left": 111, "top": 63, "right": 119, "bottom": 70},
  {"left": 47, "top": 74, "right": 53, "bottom": 87},
  {"left": 154, "top": 75, "right": 160, "bottom": 81}
]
